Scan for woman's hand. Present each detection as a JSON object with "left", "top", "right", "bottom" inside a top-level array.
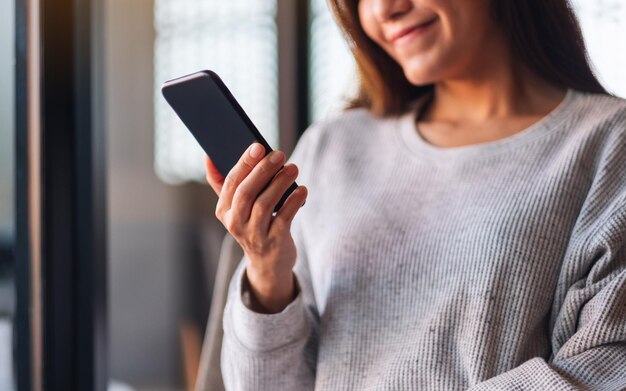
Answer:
[{"left": 205, "top": 143, "right": 308, "bottom": 313}]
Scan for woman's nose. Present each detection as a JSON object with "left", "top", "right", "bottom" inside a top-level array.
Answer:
[{"left": 371, "top": 0, "right": 413, "bottom": 22}]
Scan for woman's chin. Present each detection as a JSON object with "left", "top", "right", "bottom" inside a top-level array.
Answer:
[
  {"left": 399, "top": 59, "right": 442, "bottom": 87},
  {"left": 403, "top": 71, "right": 438, "bottom": 87}
]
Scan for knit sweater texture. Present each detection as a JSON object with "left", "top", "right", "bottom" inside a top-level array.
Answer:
[{"left": 221, "top": 89, "right": 626, "bottom": 390}]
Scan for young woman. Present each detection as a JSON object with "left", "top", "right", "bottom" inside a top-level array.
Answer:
[{"left": 205, "top": 0, "right": 626, "bottom": 389}]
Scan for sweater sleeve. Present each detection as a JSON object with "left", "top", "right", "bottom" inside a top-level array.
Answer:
[
  {"left": 220, "top": 127, "right": 321, "bottom": 390},
  {"left": 468, "top": 131, "right": 626, "bottom": 391},
  {"left": 220, "top": 260, "right": 318, "bottom": 390},
  {"left": 466, "top": 106, "right": 626, "bottom": 391}
]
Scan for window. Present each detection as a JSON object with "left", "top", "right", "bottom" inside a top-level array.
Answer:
[
  {"left": 309, "top": 0, "right": 357, "bottom": 122},
  {"left": 154, "top": 0, "right": 279, "bottom": 184},
  {"left": 154, "top": 0, "right": 363, "bottom": 185},
  {"left": 572, "top": 0, "right": 626, "bottom": 97}
]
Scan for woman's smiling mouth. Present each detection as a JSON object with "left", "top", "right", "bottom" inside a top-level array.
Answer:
[{"left": 388, "top": 17, "right": 438, "bottom": 46}]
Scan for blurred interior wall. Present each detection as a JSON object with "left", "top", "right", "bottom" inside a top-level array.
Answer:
[
  {"left": 104, "top": 0, "right": 222, "bottom": 387},
  {"left": 105, "top": 0, "right": 180, "bottom": 385}
]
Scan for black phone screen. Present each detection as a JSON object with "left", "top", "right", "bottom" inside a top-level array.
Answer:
[{"left": 161, "top": 70, "right": 297, "bottom": 213}]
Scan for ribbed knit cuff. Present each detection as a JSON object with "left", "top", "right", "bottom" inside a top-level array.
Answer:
[{"left": 230, "top": 266, "right": 309, "bottom": 352}]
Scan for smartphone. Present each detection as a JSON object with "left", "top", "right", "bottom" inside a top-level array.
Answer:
[{"left": 161, "top": 70, "right": 299, "bottom": 213}]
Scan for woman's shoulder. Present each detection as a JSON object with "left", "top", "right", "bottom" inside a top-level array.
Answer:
[
  {"left": 576, "top": 89, "right": 626, "bottom": 107},
  {"left": 303, "top": 106, "right": 400, "bottom": 154},
  {"left": 288, "top": 106, "right": 393, "bottom": 177},
  {"left": 573, "top": 90, "right": 626, "bottom": 129},
  {"left": 570, "top": 90, "right": 626, "bottom": 209},
  {"left": 561, "top": 90, "right": 626, "bottom": 156},
  {"left": 564, "top": 91, "right": 626, "bottom": 246},
  {"left": 304, "top": 106, "right": 388, "bottom": 140}
]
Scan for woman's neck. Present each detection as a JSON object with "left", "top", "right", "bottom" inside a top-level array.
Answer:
[
  {"left": 422, "top": 49, "right": 567, "bottom": 126},
  {"left": 415, "top": 59, "right": 568, "bottom": 148}
]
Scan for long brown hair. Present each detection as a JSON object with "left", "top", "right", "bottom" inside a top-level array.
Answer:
[{"left": 328, "top": 0, "right": 607, "bottom": 116}]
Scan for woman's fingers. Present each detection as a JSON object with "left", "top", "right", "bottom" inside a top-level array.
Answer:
[
  {"left": 205, "top": 155, "right": 224, "bottom": 195},
  {"left": 251, "top": 163, "right": 299, "bottom": 233},
  {"left": 215, "top": 143, "right": 266, "bottom": 221},
  {"left": 269, "top": 185, "right": 308, "bottom": 235},
  {"left": 229, "top": 150, "right": 286, "bottom": 224},
  {"left": 205, "top": 143, "right": 304, "bottom": 311}
]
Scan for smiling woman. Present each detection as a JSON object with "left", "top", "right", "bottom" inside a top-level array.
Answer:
[
  {"left": 215, "top": 0, "right": 626, "bottom": 390},
  {"left": 328, "top": 0, "right": 605, "bottom": 116}
]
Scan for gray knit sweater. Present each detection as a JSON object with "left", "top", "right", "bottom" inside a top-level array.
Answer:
[{"left": 221, "top": 89, "right": 626, "bottom": 390}]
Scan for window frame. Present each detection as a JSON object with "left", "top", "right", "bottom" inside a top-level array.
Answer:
[{"left": 15, "top": 0, "right": 108, "bottom": 389}]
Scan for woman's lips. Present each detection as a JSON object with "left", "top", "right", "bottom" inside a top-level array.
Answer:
[{"left": 389, "top": 18, "right": 438, "bottom": 46}]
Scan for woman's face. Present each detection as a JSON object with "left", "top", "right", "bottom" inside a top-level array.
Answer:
[{"left": 358, "top": 0, "right": 502, "bottom": 86}]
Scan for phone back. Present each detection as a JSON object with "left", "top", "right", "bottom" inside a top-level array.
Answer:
[
  {"left": 161, "top": 70, "right": 298, "bottom": 213},
  {"left": 161, "top": 70, "right": 268, "bottom": 178}
]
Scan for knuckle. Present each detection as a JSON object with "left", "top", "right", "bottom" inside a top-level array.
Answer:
[
  {"left": 256, "top": 161, "right": 273, "bottom": 176},
  {"left": 241, "top": 156, "right": 256, "bottom": 171},
  {"left": 273, "top": 208, "right": 295, "bottom": 229},
  {"left": 249, "top": 204, "right": 267, "bottom": 222},
  {"left": 224, "top": 216, "right": 240, "bottom": 236},
  {"left": 224, "top": 172, "right": 238, "bottom": 188},
  {"left": 271, "top": 216, "right": 286, "bottom": 230},
  {"left": 234, "top": 186, "right": 254, "bottom": 204},
  {"left": 281, "top": 174, "right": 296, "bottom": 188},
  {"left": 277, "top": 166, "right": 296, "bottom": 184},
  {"left": 283, "top": 164, "right": 298, "bottom": 177},
  {"left": 214, "top": 203, "right": 224, "bottom": 220},
  {"left": 254, "top": 197, "right": 273, "bottom": 214}
]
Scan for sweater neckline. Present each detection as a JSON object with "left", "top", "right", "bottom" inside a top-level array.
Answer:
[{"left": 396, "top": 88, "right": 580, "bottom": 159}]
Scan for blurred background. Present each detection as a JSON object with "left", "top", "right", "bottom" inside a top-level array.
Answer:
[
  {"left": 1, "top": 0, "right": 625, "bottom": 390},
  {"left": 105, "top": 0, "right": 355, "bottom": 389}
]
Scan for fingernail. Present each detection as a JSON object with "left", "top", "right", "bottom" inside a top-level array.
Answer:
[
  {"left": 249, "top": 143, "right": 263, "bottom": 158},
  {"left": 269, "top": 151, "right": 284, "bottom": 164}
]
